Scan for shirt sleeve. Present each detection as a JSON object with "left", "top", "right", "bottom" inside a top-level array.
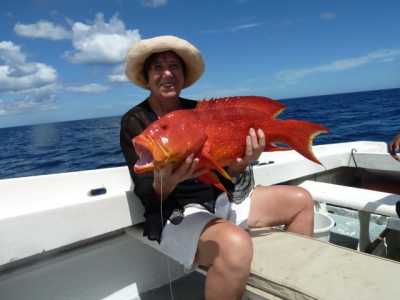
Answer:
[{"left": 120, "top": 113, "right": 171, "bottom": 241}]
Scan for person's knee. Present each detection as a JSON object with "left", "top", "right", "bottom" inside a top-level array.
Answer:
[
  {"left": 217, "top": 228, "right": 253, "bottom": 274},
  {"left": 294, "top": 187, "right": 314, "bottom": 211}
]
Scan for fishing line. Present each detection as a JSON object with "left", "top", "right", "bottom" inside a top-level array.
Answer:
[{"left": 159, "top": 171, "right": 175, "bottom": 300}]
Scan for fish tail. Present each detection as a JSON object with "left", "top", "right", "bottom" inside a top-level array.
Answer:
[{"left": 265, "top": 119, "right": 328, "bottom": 165}]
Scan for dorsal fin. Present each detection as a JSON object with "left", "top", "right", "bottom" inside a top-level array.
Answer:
[{"left": 195, "top": 96, "right": 287, "bottom": 118}]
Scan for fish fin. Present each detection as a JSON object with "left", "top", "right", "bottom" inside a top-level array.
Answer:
[
  {"left": 196, "top": 96, "right": 286, "bottom": 118},
  {"left": 200, "top": 153, "right": 233, "bottom": 182},
  {"left": 265, "top": 143, "right": 291, "bottom": 152},
  {"left": 266, "top": 119, "right": 329, "bottom": 165},
  {"left": 198, "top": 172, "right": 227, "bottom": 192}
]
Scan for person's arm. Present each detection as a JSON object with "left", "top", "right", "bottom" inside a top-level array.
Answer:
[
  {"left": 120, "top": 113, "right": 205, "bottom": 203},
  {"left": 120, "top": 113, "right": 162, "bottom": 209},
  {"left": 226, "top": 128, "right": 265, "bottom": 177},
  {"left": 388, "top": 133, "right": 400, "bottom": 161},
  {"left": 221, "top": 128, "right": 264, "bottom": 203},
  {"left": 152, "top": 154, "right": 207, "bottom": 200}
]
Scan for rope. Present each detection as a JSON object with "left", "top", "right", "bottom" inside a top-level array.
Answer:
[{"left": 159, "top": 173, "right": 175, "bottom": 300}]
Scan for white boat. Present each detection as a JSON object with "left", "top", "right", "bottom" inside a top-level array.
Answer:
[{"left": 1, "top": 141, "right": 400, "bottom": 299}]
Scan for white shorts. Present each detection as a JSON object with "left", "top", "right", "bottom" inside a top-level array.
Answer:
[{"left": 160, "top": 191, "right": 253, "bottom": 269}]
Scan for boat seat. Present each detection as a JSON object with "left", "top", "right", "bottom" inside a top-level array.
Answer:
[{"left": 126, "top": 226, "right": 400, "bottom": 300}]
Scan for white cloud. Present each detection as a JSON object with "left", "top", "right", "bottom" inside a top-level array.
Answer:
[
  {"left": 108, "top": 64, "right": 129, "bottom": 82},
  {"left": 0, "top": 41, "right": 57, "bottom": 92},
  {"left": 14, "top": 21, "right": 71, "bottom": 40},
  {"left": 320, "top": 12, "right": 336, "bottom": 20},
  {"left": 0, "top": 84, "right": 58, "bottom": 115},
  {"left": 276, "top": 48, "right": 400, "bottom": 82},
  {"left": 66, "top": 83, "right": 110, "bottom": 93},
  {"left": 142, "top": 0, "right": 167, "bottom": 8},
  {"left": 109, "top": 73, "right": 128, "bottom": 82},
  {"left": 7, "top": 82, "right": 61, "bottom": 95},
  {"left": 0, "top": 99, "right": 36, "bottom": 115},
  {"left": 0, "top": 41, "right": 25, "bottom": 64},
  {"left": 65, "top": 13, "right": 140, "bottom": 64},
  {"left": 202, "top": 22, "right": 263, "bottom": 34},
  {"left": 231, "top": 22, "right": 263, "bottom": 32}
]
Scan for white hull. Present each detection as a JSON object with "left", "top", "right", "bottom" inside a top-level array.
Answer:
[{"left": 1, "top": 141, "right": 400, "bottom": 299}]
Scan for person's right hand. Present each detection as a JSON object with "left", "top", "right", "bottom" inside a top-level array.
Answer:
[
  {"left": 153, "top": 153, "right": 207, "bottom": 200},
  {"left": 388, "top": 134, "right": 400, "bottom": 161}
]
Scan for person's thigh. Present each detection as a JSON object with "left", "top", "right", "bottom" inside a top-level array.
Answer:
[
  {"left": 247, "top": 185, "right": 313, "bottom": 228},
  {"left": 160, "top": 206, "right": 217, "bottom": 269}
]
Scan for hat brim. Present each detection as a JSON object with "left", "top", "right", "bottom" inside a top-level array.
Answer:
[{"left": 125, "top": 35, "right": 204, "bottom": 89}]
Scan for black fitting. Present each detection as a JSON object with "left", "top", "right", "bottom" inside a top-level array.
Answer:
[{"left": 169, "top": 208, "right": 184, "bottom": 225}]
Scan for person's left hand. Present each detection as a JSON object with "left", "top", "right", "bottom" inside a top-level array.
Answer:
[
  {"left": 388, "top": 133, "right": 400, "bottom": 161},
  {"left": 227, "top": 128, "right": 266, "bottom": 177}
]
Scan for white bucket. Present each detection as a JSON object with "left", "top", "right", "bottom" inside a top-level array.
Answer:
[{"left": 314, "top": 212, "right": 335, "bottom": 242}]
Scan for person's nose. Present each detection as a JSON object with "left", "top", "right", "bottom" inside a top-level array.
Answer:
[{"left": 162, "top": 68, "right": 173, "bottom": 78}]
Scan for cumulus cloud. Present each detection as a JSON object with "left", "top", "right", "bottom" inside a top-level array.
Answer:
[
  {"left": 276, "top": 48, "right": 400, "bottom": 82},
  {"left": 142, "top": 0, "right": 167, "bottom": 8},
  {"left": 0, "top": 84, "right": 58, "bottom": 115},
  {"left": 66, "top": 83, "right": 110, "bottom": 93},
  {"left": 320, "top": 12, "right": 336, "bottom": 20},
  {"left": 14, "top": 21, "right": 71, "bottom": 40},
  {"left": 108, "top": 63, "right": 129, "bottom": 82},
  {"left": 0, "top": 41, "right": 57, "bottom": 92},
  {"left": 0, "top": 99, "right": 36, "bottom": 115},
  {"left": 0, "top": 97, "right": 55, "bottom": 115},
  {"left": 65, "top": 13, "right": 140, "bottom": 64}
]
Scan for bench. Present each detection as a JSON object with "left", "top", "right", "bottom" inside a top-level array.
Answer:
[{"left": 126, "top": 225, "right": 400, "bottom": 300}]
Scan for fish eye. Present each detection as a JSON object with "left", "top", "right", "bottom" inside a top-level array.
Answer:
[{"left": 161, "top": 124, "right": 168, "bottom": 130}]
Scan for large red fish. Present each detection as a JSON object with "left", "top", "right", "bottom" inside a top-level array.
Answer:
[{"left": 132, "top": 96, "right": 328, "bottom": 190}]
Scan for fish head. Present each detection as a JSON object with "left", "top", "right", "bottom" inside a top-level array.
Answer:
[{"left": 133, "top": 110, "right": 206, "bottom": 173}]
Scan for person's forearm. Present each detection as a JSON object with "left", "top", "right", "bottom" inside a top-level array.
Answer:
[
  {"left": 227, "top": 165, "right": 246, "bottom": 178},
  {"left": 153, "top": 180, "right": 176, "bottom": 201}
]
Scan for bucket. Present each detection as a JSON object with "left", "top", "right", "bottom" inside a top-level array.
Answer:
[{"left": 314, "top": 212, "right": 335, "bottom": 242}]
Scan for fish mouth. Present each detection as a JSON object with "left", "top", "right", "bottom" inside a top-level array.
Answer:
[
  {"left": 133, "top": 140, "right": 155, "bottom": 173},
  {"left": 133, "top": 135, "right": 170, "bottom": 173}
]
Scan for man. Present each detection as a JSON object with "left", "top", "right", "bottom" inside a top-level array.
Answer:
[
  {"left": 120, "top": 35, "right": 314, "bottom": 299},
  {"left": 389, "top": 133, "right": 400, "bottom": 160}
]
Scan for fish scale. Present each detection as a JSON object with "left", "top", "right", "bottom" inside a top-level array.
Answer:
[{"left": 133, "top": 96, "right": 329, "bottom": 190}]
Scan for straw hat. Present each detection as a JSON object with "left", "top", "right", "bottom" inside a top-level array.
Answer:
[{"left": 125, "top": 35, "right": 204, "bottom": 89}]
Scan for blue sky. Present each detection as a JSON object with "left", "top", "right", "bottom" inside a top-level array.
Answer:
[{"left": 0, "top": 0, "right": 399, "bottom": 128}]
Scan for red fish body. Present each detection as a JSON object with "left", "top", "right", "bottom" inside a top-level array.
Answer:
[{"left": 133, "top": 96, "right": 328, "bottom": 189}]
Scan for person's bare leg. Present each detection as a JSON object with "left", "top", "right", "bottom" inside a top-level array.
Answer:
[
  {"left": 247, "top": 185, "right": 314, "bottom": 236},
  {"left": 195, "top": 219, "right": 253, "bottom": 300}
]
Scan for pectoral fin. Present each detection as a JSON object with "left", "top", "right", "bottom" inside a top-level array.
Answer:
[
  {"left": 201, "top": 153, "right": 233, "bottom": 182},
  {"left": 198, "top": 172, "right": 227, "bottom": 192}
]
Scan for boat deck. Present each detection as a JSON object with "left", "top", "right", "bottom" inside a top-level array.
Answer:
[{"left": 1, "top": 141, "right": 400, "bottom": 299}]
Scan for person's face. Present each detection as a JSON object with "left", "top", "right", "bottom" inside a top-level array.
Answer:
[{"left": 146, "top": 51, "right": 185, "bottom": 100}]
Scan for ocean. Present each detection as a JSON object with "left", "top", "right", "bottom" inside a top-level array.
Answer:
[{"left": 0, "top": 88, "right": 399, "bottom": 180}]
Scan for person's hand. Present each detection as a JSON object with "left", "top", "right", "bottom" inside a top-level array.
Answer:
[
  {"left": 227, "top": 128, "right": 266, "bottom": 177},
  {"left": 388, "top": 133, "right": 400, "bottom": 161},
  {"left": 153, "top": 153, "right": 207, "bottom": 200}
]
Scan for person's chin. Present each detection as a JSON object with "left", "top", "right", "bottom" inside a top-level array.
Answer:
[{"left": 160, "top": 88, "right": 179, "bottom": 99}]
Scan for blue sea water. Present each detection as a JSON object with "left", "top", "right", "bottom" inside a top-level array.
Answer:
[{"left": 0, "top": 88, "right": 399, "bottom": 180}]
